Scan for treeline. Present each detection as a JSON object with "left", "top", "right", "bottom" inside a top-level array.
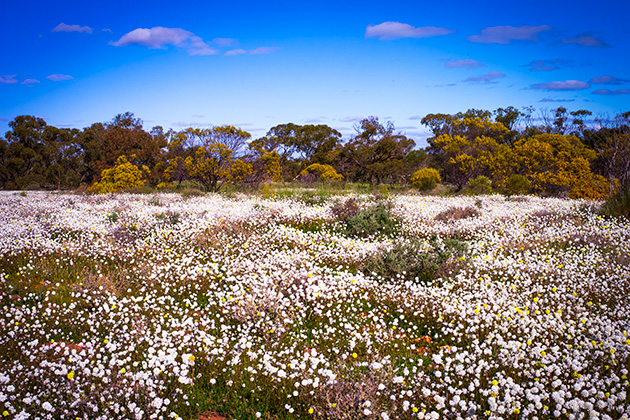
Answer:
[{"left": 0, "top": 107, "right": 628, "bottom": 199}]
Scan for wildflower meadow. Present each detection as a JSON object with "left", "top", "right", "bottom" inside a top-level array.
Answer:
[{"left": 0, "top": 191, "right": 629, "bottom": 420}]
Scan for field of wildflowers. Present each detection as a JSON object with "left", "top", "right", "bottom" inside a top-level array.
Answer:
[{"left": 0, "top": 191, "right": 629, "bottom": 420}]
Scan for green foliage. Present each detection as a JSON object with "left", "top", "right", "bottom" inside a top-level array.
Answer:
[
  {"left": 341, "top": 202, "right": 398, "bottom": 238},
  {"left": 362, "top": 235, "right": 467, "bottom": 284},
  {"left": 107, "top": 210, "right": 119, "bottom": 223},
  {"left": 410, "top": 167, "right": 441, "bottom": 191},
  {"left": 155, "top": 211, "right": 180, "bottom": 224},
  {"left": 463, "top": 175, "right": 493, "bottom": 195},
  {"left": 504, "top": 174, "right": 532, "bottom": 195},
  {"left": 337, "top": 117, "right": 415, "bottom": 184},
  {"left": 181, "top": 188, "right": 205, "bottom": 199},
  {"left": 88, "top": 155, "right": 149, "bottom": 193}
]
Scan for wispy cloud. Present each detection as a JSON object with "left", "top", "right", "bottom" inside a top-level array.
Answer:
[
  {"left": 225, "top": 49, "right": 247, "bottom": 56},
  {"left": 250, "top": 47, "right": 280, "bottom": 55},
  {"left": 539, "top": 97, "right": 575, "bottom": 102},
  {"left": 463, "top": 71, "right": 505, "bottom": 84},
  {"left": 365, "top": 22, "right": 454, "bottom": 40},
  {"left": 303, "top": 117, "right": 325, "bottom": 123},
  {"left": 589, "top": 75, "right": 628, "bottom": 85},
  {"left": 339, "top": 116, "right": 364, "bottom": 122},
  {"left": 468, "top": 25, "right": 552, "bottom": 44},
  {"left": 531, "top": 80, "right": 590, "bottom": 91},
  {"left": 592, "top": 89, "right": 629, "bottom": 95},
  {"left": 21, "top": 79, "right": 40, "bottom": 85},
  {"left": 52, "top": 23, "right": 93, "bottom": 34},
  {"left": 431, "top": 83, "right": 457, "bottom": 87},
  {"left": 445, "top": 59, "right": 483, "bottom": 69},
  {"left": 0, "top": 75, "right": 18, "bottom": 84},
  {"left": 46, "top": 74, "right": 73, "bottom": 81},
  {"left": 212, "top": 38, "right": 237, "bottom": 47},
  {"left": 562, "top": 32, "right": 609, "bottom": 48},
  {"left": 111, "top": 27, "right": 218, "bottom": 56},
  {"left": 225, "top": 47, "right": 280, "bottom": 56},
  {"left": 408, "top": 115, "right": 421, "bottom": 120},
  {"left": 526, "top": 59, "right": 573, "bottom": 71}
]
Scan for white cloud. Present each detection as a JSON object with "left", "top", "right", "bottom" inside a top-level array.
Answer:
[
  {"left": 445, "top": 59, "right": 483, "bottom": 68},
  {"left": 463, "top": 71, "right": 506, "bottom": 84},
  {"left": 111, "top": 27, "right": 218, "bottom": 56},
  {"left": 225, "top": 49, "right": 247, "bottom": 56},
  {"left": 0, "top": 75, "right": 18, "bottom": 84},
  {"left": 46, "top": 74, "right": 73, "bottom": 81},
  {"left": 21, "top": 79, "right": 40, "bottom": 85},
  {"left": 468, "top": 25, "right": 552, "bottom": 44},
  {"left": 250, "top": 47, "right": 280, "bottom": 55},
  {"left": 408, "top": 115, "right": 421, "bottom": 120},
  {"left": 53, "top": 23, "right": 93, "bottom": 34},
  {"left": 531, "top": 80, "right": 590, "bottom": 91},
  {"left": 365, "top": 22, "right": 455, "bottom": 40}
]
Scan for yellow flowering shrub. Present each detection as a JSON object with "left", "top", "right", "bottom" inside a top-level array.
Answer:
[
  {"left": 410, "top": 168, "right": 441, "bottom": 191},
  {"left": 300, "top": 164, "right": 343, "bottom": 182},
  {"left": 88, "top": 155, "right": 149, "bottom": 193}
]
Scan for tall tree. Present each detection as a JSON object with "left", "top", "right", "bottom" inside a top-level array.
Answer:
[{"left": 338, "top": 117, "right": 415, "bottom": 184}]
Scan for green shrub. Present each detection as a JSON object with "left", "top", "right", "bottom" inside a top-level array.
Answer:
[
  {"left": 363, "top": 235, "right": 467, "bottom": 284},
  {"left": 463, "top": 176, "right": 493, "bottom": 195},
  {"left": 181, "top": 188, "right": 205, "bottom": 199},
  {"left": 410, "top": 168, "right": 441, "bottom": 191},
  {"left": 342, "top": 202, "right": 398, "bottom": 238},
  {"left": 107, "top": 210, "right": 120, "bottom": 223},
  {"left": 505, "top": 174, "right": 532, "bottom": 195}
]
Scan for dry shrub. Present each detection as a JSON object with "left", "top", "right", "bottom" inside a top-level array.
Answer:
[
  {"left": 311, "top": 364, "right": 396, "bottom": 420},
  {"left": 330, "top": 197, "right": 360, "bottom": 221},
  {"left": 434, "top": 206, "right": 481, "bottom": 222},
  {"left": 77, "top": 269, "right": 128, "bottom": 297},
  {"left": 194, "top": 220, "right": 256, "bottom": 249}
]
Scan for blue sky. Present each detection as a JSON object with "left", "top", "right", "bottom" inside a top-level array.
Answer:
[{"left": 1, "top": 0, "right": 629, "bottom": 146}]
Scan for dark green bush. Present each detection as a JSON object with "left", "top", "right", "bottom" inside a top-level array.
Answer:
[
  {"left": 342, "top": 202, "right": 398, "bottom": 238},
  {"left": 463, "top": 176, "right": 493, "bottom": 195},
  {"left": 362, "top": 235, "right": 467, "bottom": 284},
  {"left": 505, "top": 174, "right": 532, "bottom": 196}
]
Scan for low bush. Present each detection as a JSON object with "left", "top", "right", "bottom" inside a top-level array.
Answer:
[
  {"left": 339, "top": 201, "right": 398, "bottom": 238},
  {"left": 463, "top": 175, "right": 492, "bottom": 195},
  {"left": 435, "top": 206, "right": 481, "bottom": 222},
  {"left": 410, "top": 168, "right": 441, "bottom": 191},
  {"left": 505, "top": 174, "right": 532, "bottom": 195},
  {"left": 362, "top": 235, "right": 467, "bottom": 284}
]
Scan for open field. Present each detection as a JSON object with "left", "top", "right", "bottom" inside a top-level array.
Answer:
[{"left": 0, "top": 191, "right": 629, "bottom": 420}]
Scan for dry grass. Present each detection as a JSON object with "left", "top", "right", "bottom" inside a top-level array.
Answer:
[{"left": 434, "top": 206, "right": 481, "bottom": 222}]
